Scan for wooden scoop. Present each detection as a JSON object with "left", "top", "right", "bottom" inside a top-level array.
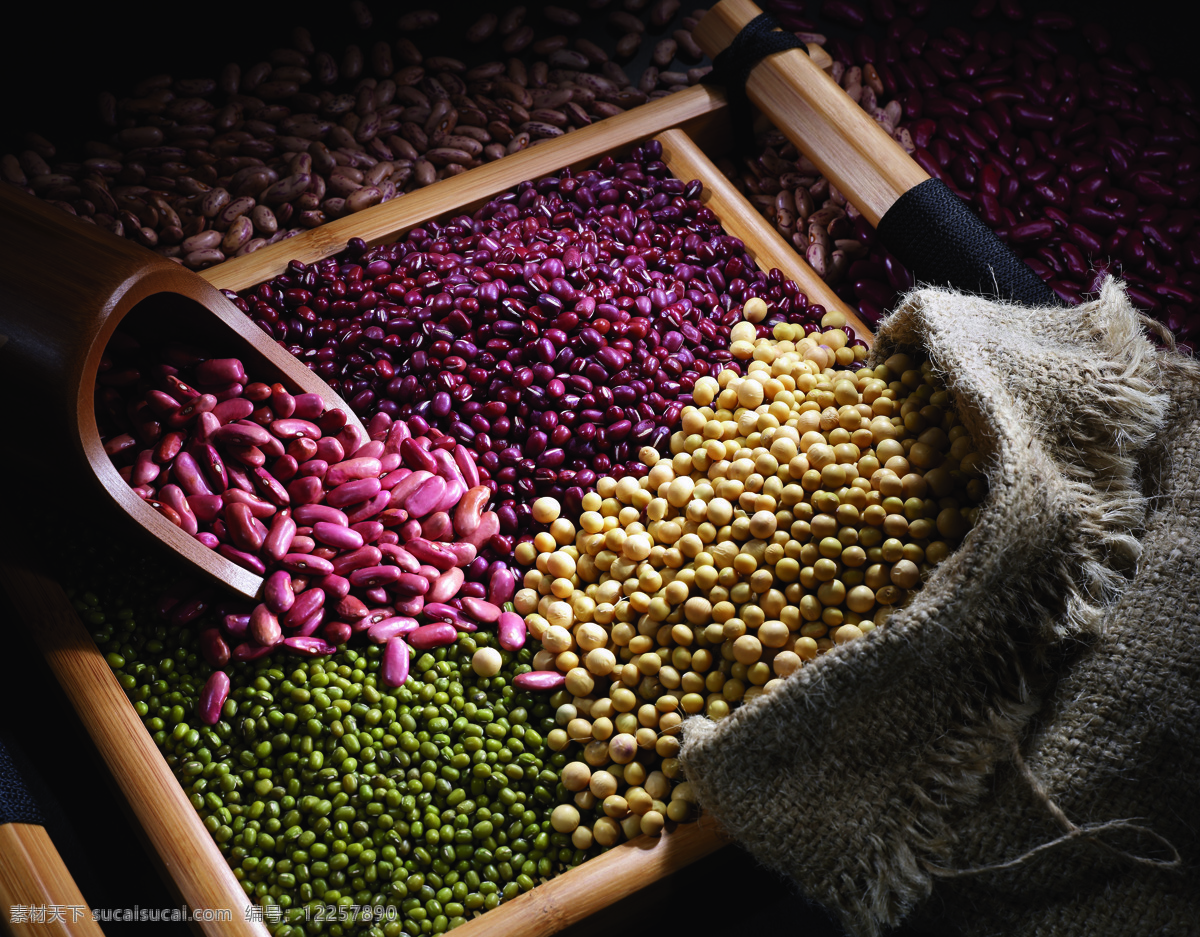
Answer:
[{"left": 0, "top": 184, "right": 364, "bottom": 601}]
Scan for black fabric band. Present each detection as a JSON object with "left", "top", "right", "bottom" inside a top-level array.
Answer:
[
  {"left": 702, "top": 13, "right": 808, "bottom": 151},
  {"left": 0, "top": 735, "right": 45, "bottom": 826},
  {"left": 878, "top": 177, "right": 1058, "bottom": 307}
]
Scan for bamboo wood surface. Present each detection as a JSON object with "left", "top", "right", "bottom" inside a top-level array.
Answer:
[
  {"left": 656, "top": 129, "right": 873, "bottom": 345},
  {"left": 0, "top": 823, "right": 104, "bottom": 937},
  {"left": 693, "top": 0, "right": 928, "bottom": 228},
  {"left": 0, "top": 563, "right": 269, "bottom": 937},
  {"left": 201, "top": 85, "right": 731, "bottom": 294},
  {"left": 452, "top": 819, "right": 728, "bottom": 937},
  {"left": 0, "top": 185, "right": 365, "bottom": 601}
]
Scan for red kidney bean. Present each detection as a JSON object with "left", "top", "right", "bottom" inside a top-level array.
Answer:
[
  {"left": 513, "top": 671, "right": 567, "bottom": 691},
  {"left": 461, "top": 597, "right": 501, "bottom": 623},
  {"left": 284, "top": 636, "right": 337, "bottom": 656},
  {"left": 408, "top": 622, "right": 458, "bottom": 650},
  {"left": 199, "top": 628, "right": 231, "bottom": 668},
  {"left": 370, "top": 616, "right": 420, "bottom": 643},
  {"left": 249, "top": 603, "right": 282, "bottom": 646},
  {"left": 497, "top": 611, "right": 527, "bottom": 651},
  {"left": 198, "top": 671, "right": 230, "bottom": 725},
  {"left": 487, "top": 567, "right": 516, "bottom": 606},
  {"left": 284, "top": 587, "right": 326, "bottom": 629},
  {"left": 427, "top": 568, "right": 465, "bottom": 603},
  {"left": 381, "top": 635, "right": 412, "bottom": 686}
]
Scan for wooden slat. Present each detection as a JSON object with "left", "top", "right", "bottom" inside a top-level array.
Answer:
[
  {"left": 201, "top": 85, "right": 730, "bottom": 293},
  {"left": 655, "top": 128, "right": 873, "bottom": 345},
  {"left": 0, "top": 564, "right": 270, "bottom": 937},
  {"left": 0, "top": 824, "right": 104, "bottom": 937},
  {"left": 693, "top": 0, "right": 928, "bottom": 228},
  {"left": 452, "top": 820, "right": 728, "bottom": 937}
]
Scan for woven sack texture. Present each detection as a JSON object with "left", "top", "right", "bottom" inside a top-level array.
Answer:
[{"left": 680, "top": 280, "right": 1200, "bottom": 937}]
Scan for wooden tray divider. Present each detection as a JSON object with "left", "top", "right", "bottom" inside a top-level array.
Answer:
[
  {"left": 655, "top": 129, "right": 872, "bottom": 344},
  {"left": 694, "top": 0, "right": 928, "bottom": 229}
]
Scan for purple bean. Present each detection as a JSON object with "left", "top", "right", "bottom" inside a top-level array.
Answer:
[
  {"left": 408, "top": 622, "right": 459, "bottom": 649},
  {"left": 198, "top": 671, "right": 230, "bottom": 725},
  {"left": 497, "top": 611, "right": 527, "bottom": 651},
  {"left": 512, "top": 671, "right": 566, "bottom": 691},
  {"left": 264, "top": 569, "right": 296, "bottom": 614},
  {"left": 381, "top": 636, "right": 412, "bottom": 686}
]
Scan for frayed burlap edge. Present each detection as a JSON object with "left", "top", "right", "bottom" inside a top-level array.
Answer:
[{"left": 680, "top": 279, "right": 1182, "bottom": 937}]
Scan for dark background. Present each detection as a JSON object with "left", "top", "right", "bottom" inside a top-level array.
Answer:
[{"left": 0, "top": 1, "right": 1190, "bottom": 935}]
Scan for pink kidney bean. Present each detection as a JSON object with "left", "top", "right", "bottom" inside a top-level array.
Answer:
[
  {"left": 392, "top": 572, "right": 430, "bottom": 597},
  {"left": 283, "top": 636, "right": 337, "bottom": 656},
  {"left": 345, "top": 491, "right": 390, "bottom": 523},
  {"left": 231, "top": 642, "right": 274, "bottom": 663},
  {"left": 199, "top": 628, "right": 231, "bottom": 667},
  {"left": 172, "top": 451, "right": 213, "bottom": 496},
  {"left": 159, "top": 485, "right": 198, "bottom": 535},
  {"left": 327, "top": 476, "right": 382, "bottom": 508},
  {"left": 224, "top": 613, "right": 250, "bottom": 640},
  {"left": 427, "top": 568, "right": 464, "bottom": 604},
  {"left": 293, "top": 504, "right": 348, "bottom": 526},
  {"left": 406, "top": 538, "right": 457, "bottom": 571},
  {"left": 280, "top": 553, "right": 335, "bottom": 575},
  {"left": 381, "top": 635, "right": 411, "bottom": 686},
  {"left": 349, "top": 565, "right": 401, "bottom": 588},
  {"left": 263, "top": 514, "right": 297, "bottom": 562},
  {"left": 218, "top": 543, "right": 267, "bottom": 575},
  {"left": 331, "top": 546, "right": 382, "bottom": 576},
  {"left": 488, "top": 568, "right": 516, "bottom": 606},
  {"left": 313, "top": 520, "right": 364, "bottom": 550},
  {"left": 198, "top": 671, "right": 231, "bottom": 725},
  {"left": 284, "top": 587, "right": 326, "bottom": 628},
  {"left": 497, "top": 612, "right": 527, "bottom": 651},
  {"left": 453, "top": 486, "right": 491, "bottom": 537},
  {"left": 402, "top": 474, "right": 446, "bottom": 517},
  {"left": 421, "top": 512, "right": 454, "bottom": 541},
  {"left": 102, "top": 337, "right": 494, "bottom": 666},
  {"left": 264, "top": 570, "right": 295, "bottom": 614},
  {"left": 460, "top": 597, "right": 501, "bottom": 623},
  {"left": 325, "top": 457, "right": 382, "bottom": 487},
  {"left": 513, "top": 671, "right": 566, "bottom": 691},
  {"left": 249, "top": 603, "right": 282, "bottom": 646},
  {"left": 462, "top": 512, "right": 500, "bottom": 549},
  {"left": 368, "top": 617, "right": 420, "bottom": 643},
  {"left": 422, "top": 603, "right": 476, "bottom": 631},
  {"left": 408, "top": 622, "right": 459, "bottom": 650}
]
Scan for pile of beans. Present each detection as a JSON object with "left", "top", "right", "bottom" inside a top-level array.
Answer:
[
  {"left": 232, "top": 140, "right": 865, "bottom": 542},
  {"left": 514, "top": 296, "right": 983, "bottom": 847},
  {"left": 1, "top": 1, "right": 717, "bottom": 270},
  {"left": 64, "top": 538, "right": 577, "bottom": 937},
  {"left": 96, "top": 336, "right": 526, "bottom": 711},
  {"left": 758, "top": 0, "right": 1200, "bottom": 347}
]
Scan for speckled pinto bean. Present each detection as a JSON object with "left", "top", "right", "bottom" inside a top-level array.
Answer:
[{"left": 12, "top": 0, "right": 720, "bottom": 276}]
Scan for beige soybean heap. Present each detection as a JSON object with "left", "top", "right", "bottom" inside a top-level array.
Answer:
[{"left": 513, "top": 298, "right": 987, "bottom": 848}]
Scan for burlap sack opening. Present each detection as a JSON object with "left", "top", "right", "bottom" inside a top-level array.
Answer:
[{"left": 680, "top": 279, "right": 1200, "bottom": 937}]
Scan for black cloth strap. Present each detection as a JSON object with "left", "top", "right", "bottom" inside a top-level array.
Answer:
[
  {"left": 878, "top": 178, "right": 1059, "bottom": 307},
  {"left": 702, "top": 12, "right": 808, "bottom": 151},
  {"left": 0, "top": 735, "right": 45, "bottom": 826}
]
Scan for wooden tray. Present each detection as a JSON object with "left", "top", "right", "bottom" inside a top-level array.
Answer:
[{"left": 1, "top": 69, "right": 872, "bottom": 937}]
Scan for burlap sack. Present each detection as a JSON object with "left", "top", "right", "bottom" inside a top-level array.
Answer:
[{"left": 681, "top": 279, "right": 1200, "bottom": 936}]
